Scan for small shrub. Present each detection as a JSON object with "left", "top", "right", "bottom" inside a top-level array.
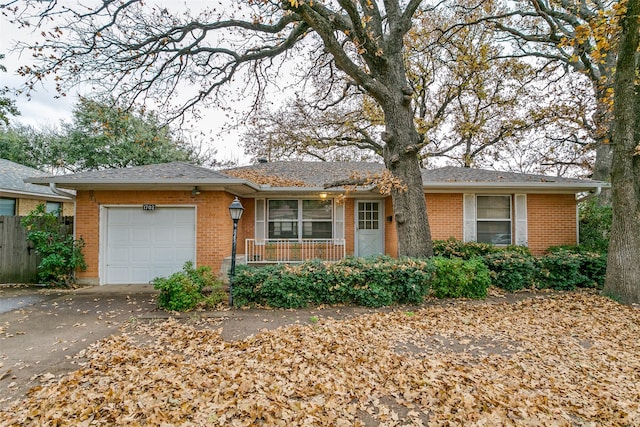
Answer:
[
  {"left": 429, "top": 257, "right": 491, "bottom": 299},
  {"left": 542, "top": 247, "right": 607, "bottom": 289},
  {"left": 483, "top": 251, "right": 537, "bottom": 292},
  {"left": 537, "top": 250, "right": 584, "bottom": 290},
  {"left": 22, "top": 204, "right": 86, "bottom": 287},
  {"left": 153, "top": 261, "right": 225, "bottom": 311}
]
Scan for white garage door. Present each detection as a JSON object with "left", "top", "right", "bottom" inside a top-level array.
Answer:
[{"left": 104, "top": 207, "right": 196, "bottom": 284}]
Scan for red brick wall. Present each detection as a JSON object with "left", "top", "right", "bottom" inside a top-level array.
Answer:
[
  {"left": 527, "top": 194, "right": 577, "bottom": 254},
  {"left": 426, "top": 193, "right": 464, "bottom": 241},
  {"left": 344, "top": 199, "right": 355, "bottom": 256},
  {"left": 75, "top": 190, "right": 237, "bottom": 284},
  {"left": 382, "top": 193, "right": 576, "bottom": 256},
  {"left": 384, "top": 193, "right": 463, "bottom": 257},
  {"left": 384, "top": 197, "right": 397, "bottom": 257}
]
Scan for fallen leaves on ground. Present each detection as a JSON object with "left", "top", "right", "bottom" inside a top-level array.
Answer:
[{"left": 1, "top": 292, "right": 639, "bottom": 426}]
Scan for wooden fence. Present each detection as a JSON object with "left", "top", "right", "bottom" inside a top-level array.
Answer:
[{"left": 0, "top": 216, "right": 73, "bottom": 283}]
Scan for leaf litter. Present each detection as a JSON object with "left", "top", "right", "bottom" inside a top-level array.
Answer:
[{"left": 1, "top": 292, "right": 639, "bottom": 426}]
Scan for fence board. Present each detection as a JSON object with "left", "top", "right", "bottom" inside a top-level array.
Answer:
[{"left": 0, "top": 216, "right": 73, "bottom": 284}]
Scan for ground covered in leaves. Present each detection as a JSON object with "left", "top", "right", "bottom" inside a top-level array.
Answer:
[{"left": 1, "top": 292, "right": 639, "bottom": 426}]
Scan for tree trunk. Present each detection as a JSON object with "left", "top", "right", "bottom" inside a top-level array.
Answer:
[
  {"left": 381, "top": 87, "right": 434, "bottom": 258},
  {"left": 603, "top": 0, "right": 640, "bottom": 304},
  {"left": 591, "top": 91, "right": 614, "bottom": 205}
]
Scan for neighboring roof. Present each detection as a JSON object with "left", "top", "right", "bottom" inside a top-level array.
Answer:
[
  {"left": 0, "top": 158, "right": 73, "bottom": 201},
  {"left": 26, "top": 160, "right": 608, "bottom": 195},
  {"left": 25, "top": 162, "right": 260, "bottom": 195}
]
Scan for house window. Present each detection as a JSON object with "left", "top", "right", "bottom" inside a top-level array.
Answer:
[
  {"left": 476, "top": 195, "right": 511, "bottom": 245},
  {"left": 46, "top": 202, "right": 62, "bottom": 216},
  {"left": 0, "top": 198, "right": 16, "bottom": 216},
  {"left": 268, "top": 199, "right": 333, "bottom": 239}
]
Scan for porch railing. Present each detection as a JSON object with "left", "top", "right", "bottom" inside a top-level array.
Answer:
[{"left": 245, "top": 239, "right": 346, "bottom": 263}]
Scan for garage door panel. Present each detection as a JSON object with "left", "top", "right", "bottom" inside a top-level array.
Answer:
[
  {"left": 152, "top": 247, "right": 175, "bottom": 263},
  {"left": 107, "top": 248, "right": 130, "bottom": 263},
  {"left": 154, "top": 231, "right": 175, "bottom": 244},
  {"left": 107, "top": 267, "right": 131, "bottom": 284},
  {"left": 174, "top": 230, "right": 196, "bottom": 244},
  {"left": 174, "top": 247, "right": 195, "bottom": 260},
  {"left": 131, "top": 247, "right": 152, "bottom": 263},
  {"left": 108, "top": 227, "right": 130, "bottom": 244},
  {"left": 131, "top": 268, "right": 153, "bottom": 283},
  {"left": 105, "top": 207, "right": 196, "bottom": 284}
]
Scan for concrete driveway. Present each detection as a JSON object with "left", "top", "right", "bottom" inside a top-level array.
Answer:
[{"left": 0, "top": 284, "right": 159, "bottom": 404}]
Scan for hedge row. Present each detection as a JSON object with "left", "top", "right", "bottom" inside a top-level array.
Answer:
[
  {"left": 232, "top": 256, "right": 491, "bottom": 308},
  {"left": 232, "top": 240, "right": 607, "bottom": 309},
  {"left": 435, "top": 238, "right": 607, "bottom": 292}
]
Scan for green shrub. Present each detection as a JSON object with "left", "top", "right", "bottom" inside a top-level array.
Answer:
[
  {"left": 579, "top": 199, "right": 611, "bottom": 254},
  {"left": 232, "top": 256, "right": 438, "bottom": 308},
  {"left": 537, "top": 250, "right": 585, "bottom": 290},
  {"left": 433, "top": 238, "right": 501, "bottom": 259},
  {"left": 429, "top": 257, "right": 491, "bottom": 299},
  {"left": 483, "top": 251, "right": 537, "bottom": 291},
  {"left": 577, "top": 251, "right": 607, "bottom": 288},
  {"left": 22, "top": 204, "right": 87, "bottom": 287},
  {"left": 153, "top": 261, "right": 225, "bottom": 311},
  {"left": 542, "top": 247, "right": 607, "bottom": 289}
]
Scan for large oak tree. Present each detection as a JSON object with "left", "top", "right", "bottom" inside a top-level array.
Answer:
[
  {"left": 243, "top": 5, "right": 595, "bottom": 176},
  {"left": 6, "top": 0, "right": 437, "bottom": 257},
  {"left": 487, "top": 0, "right": 623, "bottom": 200},
  {"left": 603, "top": 0, "right": 640, "bottom": 304}
]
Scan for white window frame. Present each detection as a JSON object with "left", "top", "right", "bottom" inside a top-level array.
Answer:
[
  {"left": 266, "top": 198, "right": 334, "bottom": 240},
  {"left": 476, "top": 195, "right": 512, "bottom": 245},
  {"left": 464, "top": 193, "right": 528, "bottom": 246}
]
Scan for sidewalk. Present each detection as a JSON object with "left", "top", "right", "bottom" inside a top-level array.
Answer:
[{"left": 0, "top": 284, "right": 159, "bottom": 404}]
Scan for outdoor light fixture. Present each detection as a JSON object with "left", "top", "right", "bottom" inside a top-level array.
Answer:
[
  {"left": 191, "top": 186, "right": 201, "bottom": 196},
  {"left": 228, "top": 196, "right": 245, "bottom": 306}
]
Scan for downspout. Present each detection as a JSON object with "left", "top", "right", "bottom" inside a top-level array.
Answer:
[{"left": 49, "top": 183, "right": 76, "bottom": 200}]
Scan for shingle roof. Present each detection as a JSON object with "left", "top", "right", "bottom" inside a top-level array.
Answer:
[
  {"left": 223, "top": 161, "right": 604, "bottom": 189},
  {"left": 27, "top": 162, "right": 236, "bottom": 184},
  {"left": 26, "top": 160, "right": 606, "bottom": 193},
  {"left": 223, "top": 161, "right": 385, "bottom": 187},
  {"left": 421, "top": 166, "right": 591, "bottom": 184},
  {"left": 0, "top": 158, "right": 70, "bottom": 198}
]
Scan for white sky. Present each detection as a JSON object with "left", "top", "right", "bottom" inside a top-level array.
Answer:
[{"left": 0, "top": 5, "right": 253, "bottom": 166}]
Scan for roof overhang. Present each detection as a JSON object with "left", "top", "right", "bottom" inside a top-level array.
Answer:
[
  {"left": 422, "top": 181, "right": 608, "bottom": 194},
  {"left": 25, "top": 177, "right": 261, "bottom": 197},
  {"left": 0, "top": 189, "right": 73, "bottom": 202}
]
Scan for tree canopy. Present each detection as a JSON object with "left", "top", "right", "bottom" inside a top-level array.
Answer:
[
  {"left": 243, "top": 4, "right": 597, "bottom": 177},
  {"left": 0, "top": 97, "right": 218, "bottom": 173},
  {"left": 0, "top": 53, "right": 20, "bottom": 126}
]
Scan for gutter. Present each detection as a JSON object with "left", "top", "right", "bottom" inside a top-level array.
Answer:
[
  {"left": 576, "top": 185, "right": 602, "bottom": 203},
  {"left": 50, "top": 183, "right": 76, "bottom": 200}
]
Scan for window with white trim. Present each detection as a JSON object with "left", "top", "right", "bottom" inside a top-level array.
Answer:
[
  {"left": 476, "top": 195, "right": 512, "bottom": 245},
  {"left": 0, "top": 198, "right": 16, "bottom": 216},
  {"left": 267, "top": 199, "right": 333, "bottom": 239}
]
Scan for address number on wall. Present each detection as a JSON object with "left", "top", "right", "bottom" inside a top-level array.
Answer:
[{"left": 142, "top": 204, "right": 156, "bottom": 211}]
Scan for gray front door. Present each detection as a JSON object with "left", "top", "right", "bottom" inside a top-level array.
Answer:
[{"left": 355, "top": 201, "right": 383, "bottom": 257}]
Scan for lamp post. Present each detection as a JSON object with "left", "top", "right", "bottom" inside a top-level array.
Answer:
[{"left": 228, "top": 196, "right": 244, "bottom": 306}]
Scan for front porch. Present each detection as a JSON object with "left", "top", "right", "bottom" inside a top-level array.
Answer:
[{"left": 245, "top": 239, "right": 347, "bottom": 264}]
